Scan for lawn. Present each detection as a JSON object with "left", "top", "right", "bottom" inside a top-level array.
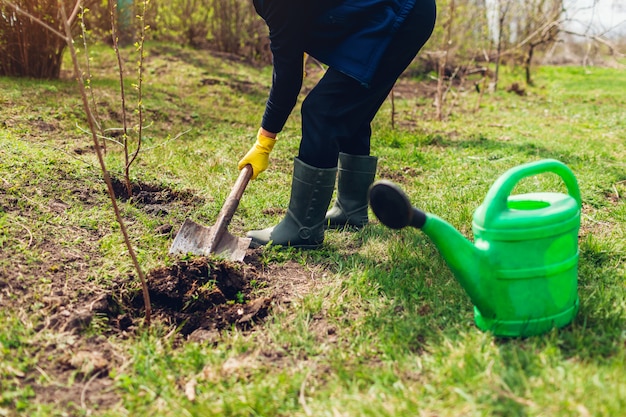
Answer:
[{"left": 0, "top": 43, "right": 625, "bottom": 416}]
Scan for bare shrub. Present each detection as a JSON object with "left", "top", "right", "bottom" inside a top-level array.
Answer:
[
  {"left": 143, "top": 0, "right": 270, "bottom": 63},
  {"left": 208, "top": 0, "right": 250, "bottom": 54},
  {"left": 2, "top": 0, "right": 153, "bottom": 325},
  {"left": 0, "top": 0, "right": 92, "bottom": 78},
  {"left": 146, "top": 0, "right": 212, "bottom": 48}
]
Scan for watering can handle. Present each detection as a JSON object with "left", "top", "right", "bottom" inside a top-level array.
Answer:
[{"left": 483, "top": 159, "right": 581, "bottom": 221}]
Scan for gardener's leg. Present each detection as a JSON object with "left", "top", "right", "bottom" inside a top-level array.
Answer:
[
  {"left": 299, "top": 0, "right": 436, "bottom": 166},
  {"left": 247, "top": 0, "right": 436, "bottom": 247},
  {"left": 301, "top": 0, "right": 436, "bottom": 228}
]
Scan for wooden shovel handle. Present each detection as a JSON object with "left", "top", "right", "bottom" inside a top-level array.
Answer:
[
  {"left": 207, "top": 164, "right": 253, "bottom": 253},
  {"left": 228, "top": 164, "right": 254, "bottom": 203}
]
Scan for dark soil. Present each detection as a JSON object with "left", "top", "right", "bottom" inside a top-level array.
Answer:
[
  {"left": 20, "top": 247, "right": 318, "bottom": 415},
  {"left": 45, "top": 248, "right": 319, "bottom": 341},
  {"left": 124, "top": 255, "right": 273, "bottom": 339},
  {"left": 41, "top": 252, "right": 279, "bottom": 342},
  {"left": 111, "top": 176, "right": 200, "bottom": 204},
  {"left": 0, "top": 163, "right": 320, "bottom": 413}
]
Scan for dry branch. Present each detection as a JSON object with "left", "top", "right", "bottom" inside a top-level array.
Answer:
[{"left": 1, "top": 0, "right": 152, "bottom": 326}]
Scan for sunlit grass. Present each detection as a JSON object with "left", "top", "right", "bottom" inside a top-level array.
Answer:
[{"left": 0, "top": 43, "right": 624, "bottom": 416}]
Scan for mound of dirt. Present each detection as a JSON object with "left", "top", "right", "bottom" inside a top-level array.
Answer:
[
  {"left": 139, "top": 257, "right": 272, "bottom": 338},
  {"left": 57, "top": 255, "right": 271, "bottom": 343},
  {"left": 44, "top": 254, "right": 275, "bottom": 344},
  {"left": 111, "top": 178, "right": 200, "bottom": 205},
  {"left": 28, "top": 248, "right": 319, "bottom": 413}
]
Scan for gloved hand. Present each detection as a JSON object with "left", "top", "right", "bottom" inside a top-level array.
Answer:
[{"left": 238, "top": 130, "right": 277, "bottom": 180}]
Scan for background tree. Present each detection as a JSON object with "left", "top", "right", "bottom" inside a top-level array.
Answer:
[
  {"left": 141, "top": 0, "right": 269, "bottom": 61},
  {"left": 0, "top": 0, "right": 91, "bottom": 78},
  {"left": 513, "top": 0, "right": 564, "bottom": 85},
  {"left": 492, "top": 0, "right": 514, "bottom": 91},
  {"left": 1, "top": 0, "right": 153, "bottom": 325},
  {"left": 145, "top": 0, "right": 212, "bottom": 48}
]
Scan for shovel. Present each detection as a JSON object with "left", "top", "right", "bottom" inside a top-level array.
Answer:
[{"left": 169, "top": 164, "right": 253, "bottom": 262}]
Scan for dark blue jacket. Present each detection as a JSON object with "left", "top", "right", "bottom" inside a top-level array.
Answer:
[{"left": 253, "top": 0, "right": 418, "bottom": 133}]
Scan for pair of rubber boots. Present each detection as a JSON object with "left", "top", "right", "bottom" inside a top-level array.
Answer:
[{"left": 248, "top": 153, "right": 378, "bottom": 249}]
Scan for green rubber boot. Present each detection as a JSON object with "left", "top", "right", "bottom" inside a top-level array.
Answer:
[
  {"left": 247, "top": 158, "right": 337, "bottom": 249},
  {"left": 325, "top": 153, "right": 378, "bottom": 229}
]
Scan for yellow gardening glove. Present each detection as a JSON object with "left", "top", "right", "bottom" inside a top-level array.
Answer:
[{"left": 238, "top": 131, "right": 277, "bottom": 180}]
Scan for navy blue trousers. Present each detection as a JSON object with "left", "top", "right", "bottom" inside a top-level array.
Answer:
[{"left": 298, "top": 0, "right": 436, "bottom": 168}]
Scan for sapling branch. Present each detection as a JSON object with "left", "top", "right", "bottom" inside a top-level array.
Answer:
[
  {"left": 389, "top": 87, "right": 395, "bottom": 130},
  {"left": 127, "top": 0, "right": 150, "bottom": 192},
  {"left": 79, "top": 5, "right": 104, "bottom": 151},
  {"left": 60, "top": 1, "right": 151, "bottom": 327},
  {"left": 435, "top": 0, "right": 456, "bottom": 121},
  {"left": 108, "top": 0, "right": 132, "bottom": 196},
  {"left": 3, "top": 0, "right": 154, "bottom": 326},
  {"left": 2, "top": 0, "right": 67, "bottom": 39}
]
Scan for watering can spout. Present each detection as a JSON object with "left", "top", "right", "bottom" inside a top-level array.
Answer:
[
  {"left": 420, "top": 214, "right": 495, "bottom": 318},
  {"left": 368, "top": 181, "right": 495, "bottom": 317}
]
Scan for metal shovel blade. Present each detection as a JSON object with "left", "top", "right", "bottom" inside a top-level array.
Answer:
[
  {"left": 169, "top": 218, "right": 251, "bottom": 262},
  {"left": 169, "top": 165, "right": 253, "bottom": 262}
]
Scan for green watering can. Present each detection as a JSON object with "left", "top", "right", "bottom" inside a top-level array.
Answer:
[{"left": 369, "top": 159, "right": 582, "bottom": 337}]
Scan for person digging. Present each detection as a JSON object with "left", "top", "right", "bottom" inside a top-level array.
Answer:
[{"left": 238, "top": 0, "right": 437, "bottom": 248}]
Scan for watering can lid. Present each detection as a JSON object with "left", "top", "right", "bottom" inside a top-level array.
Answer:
[
  {"left": 473, "top": 159, "right": 581, "bottom": 232},
  {"left": 473, "top": 191, "right": 580, "bottom": 233}
]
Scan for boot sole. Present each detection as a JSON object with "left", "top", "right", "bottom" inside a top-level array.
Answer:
[{"left": 249, "top": 240, "right": 323, "bottom": 250}]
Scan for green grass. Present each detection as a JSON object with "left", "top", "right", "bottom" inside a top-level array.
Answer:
[{"left": 1, "top": 42, "right": 625, "bottom": 416}]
